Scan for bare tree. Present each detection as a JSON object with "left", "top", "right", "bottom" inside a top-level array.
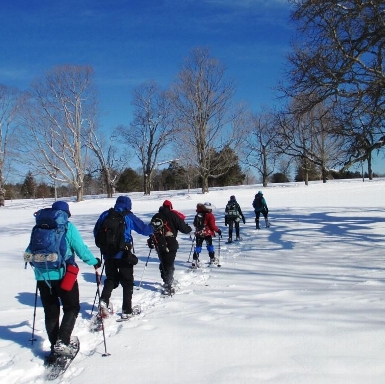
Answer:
[
  {"left": 83, "top": 120, "right": 122, "bottom": 198},
  {"left": 0, "top": 85, "right": 21, "bottom": 204},
  {"left": 18, "top": 65, "right": 97, "bottom": 201},
  {"left": 243, "top": 111, "right": 280, "bottom": 187},
  {"left": 276, "top": 100, "right": 344, "bottom": 184},
  {"left": 117, "top": 81, "right": 176, "bottom": 195},
  {"left": 283, "top": 0, "right": 385, "bottom": 175},
  {"left": 170, "top": 47, "right": 245, "bottom": 193}
]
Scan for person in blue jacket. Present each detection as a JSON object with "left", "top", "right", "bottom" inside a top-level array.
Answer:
[
  {"left": 25, "top": 201, "right": 101, "bottom": 361},
  {"left": 94, "top": 195, "right": 153, "bottom": 319}
]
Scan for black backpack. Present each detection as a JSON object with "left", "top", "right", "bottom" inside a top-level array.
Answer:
[
  {"left": 253, "top": 194, "right": 263, "bottom": 210},
  {"left": 193, "top": 212, "right": 206, "bottom": 231},
  {"left": 150, "top": 216, "right": 172, "bottom": 253},
  {"left": 95, "top": 209, "right": 128, "bottom": 257},
  {"left": 225, "top": 202, "right": 239, "bottom": 220}
]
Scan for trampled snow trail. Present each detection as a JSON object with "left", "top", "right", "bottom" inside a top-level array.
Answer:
[{"left": 2, "top": 180, "right": 385, "bottom": 384}]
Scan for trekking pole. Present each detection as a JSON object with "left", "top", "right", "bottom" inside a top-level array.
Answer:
[
  {"left": 91, "top": 261, "right": 105, "bottom": 316},
  {"left": 29, "top": 283, "right": 38, "bottom": 345},
  {"left": 217, "top": 235, "right": 222, "bottom": 267},
  {"left": 187, "top": 234, "right": 196, "bottom": 262},
  {"left": 95, "top": 269, "right": 111, "bottom": 357},
  {"left": 136, "top": 248, "right": 152, "bottom": 290}
]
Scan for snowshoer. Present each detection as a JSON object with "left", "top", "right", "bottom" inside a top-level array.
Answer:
[
  {"left": 225, "top": 195, "right": 245, "bottom": 242},
  {"left": 192, "top": 202, "right": 222, "bottom": 267}
]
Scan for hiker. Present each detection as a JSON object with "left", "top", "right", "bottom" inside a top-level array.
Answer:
[
  {"left": 225, "top": 195, "right": 245, "bottom": 243},
  {"left": 148, "top": 200, "right": 192, "bottom": 295},
  {"left": 24, "top": 201, "right": 101, "bottom": 361},
  {"left": 192, "top": 202, "right": 222, "bottom": 267},
  {"left": 252, "top": 190, "right": 270, "bottom": 229},
  {"left": 94, "top": 196, "right": 153, "bottom": 319}
]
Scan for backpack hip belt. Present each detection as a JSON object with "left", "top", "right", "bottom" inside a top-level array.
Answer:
[{"left": 24, "top": 252, "right": 59, "bottom": 263}]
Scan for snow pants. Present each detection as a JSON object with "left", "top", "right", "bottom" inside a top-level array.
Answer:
[
  {"left": 158, "top": 249, "right": 177, "bottom": 286},
  {"left": 101, "top": 257, "right": 134, "bottom": 315},
  {"left": 37, "top": 279, "right": 80, "bottom": 348}
]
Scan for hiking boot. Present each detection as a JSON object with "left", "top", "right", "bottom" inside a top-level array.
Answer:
[
  {"left": 209, "top": 257, "right": 219, "bottom": 265},
  {"left": 45, "top": 350, "right": 60, "bottom": 365},
  {"left": 99, "top": 300, "right": 112, "bottom": 318},
  {"left": 121, "top": 312, "right": 133, "bottom": 320},
  {"left": 227, "top": 237, "right": 232, "bottom": 243},
  {"left": 163, "top": 283, "right": 175, "bottom": 295},
  {"left": 53, "top": 339, "right": 77, "bottom": 357},
  {"left": 235, "top": 236, "right": 241, "bottom": 241}
]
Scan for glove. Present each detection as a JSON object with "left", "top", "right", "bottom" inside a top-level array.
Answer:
[
  {"left": 147, "top": 237, "right": 155, "bottom": 249},
  {"left": 242, "top": 216, "right": 246, "bottom": 224},
  {"left": 94, "top": 257, "right": 102, "bottom": 270},
  {"left": 217, "top": 229, "right": 222, "bottom": 238}
]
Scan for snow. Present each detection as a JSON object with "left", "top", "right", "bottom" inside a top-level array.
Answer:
[{"left": 1, "top": 178, "right": 385, "bottom": 384}]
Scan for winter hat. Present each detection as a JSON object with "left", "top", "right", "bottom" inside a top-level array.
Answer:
[
  {"left": 52, "top": 201, "right": 71, "bottom": 217},
  {"left": 163, "top": 200, "right": 173, "bottom": 209},
  {"left": 204, "top": 202, "right": 213, "bottom": 211},
  {"left": 258, "top": 190, "right": 263, "bottom": 195},
  {"left": 230, "top": 195, "right": 236, "bottom": 201},
  {"left": 114, "top": 195, "right": 132, "bottom": 211}
]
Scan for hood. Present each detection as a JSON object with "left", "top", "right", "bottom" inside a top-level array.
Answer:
[{"left": 114, "top": 195, "right": 132, "bottom": 211}]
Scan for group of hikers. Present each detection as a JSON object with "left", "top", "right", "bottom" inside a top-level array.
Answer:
[{"left": 24, "top": 191, "right": 269, "bottom": 363}]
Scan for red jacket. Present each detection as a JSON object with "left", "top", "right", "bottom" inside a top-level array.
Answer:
[{"left": 195, "top": 204, "right": 220, "bottom": 237}]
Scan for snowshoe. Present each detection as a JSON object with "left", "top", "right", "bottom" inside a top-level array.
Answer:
[
  {"left": 45, "top": 336, "right": 79, "bottom": 380},
  {"left": 116, "top": 305, "right": 141, "bottom": 322}
]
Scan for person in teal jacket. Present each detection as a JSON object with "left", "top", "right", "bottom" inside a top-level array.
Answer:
[
  {"left": 25, "top": 201, "right": 101, "bottom": 360},
  {"left": 252, "top": 191, "right": 270, "bottom": 229}
]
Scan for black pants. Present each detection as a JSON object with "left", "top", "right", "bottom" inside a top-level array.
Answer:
[
  {"left": 101, "top": 258, "right": 134, "bottom": 315},
  {"left": 158, "top": 249, "right": 177, "bottom": 286},
  {"left": 37, "top": 280, "right": 80, "bottom": 348},
  {"left": 193, "top": 235, "right": 215, "bottom": 260},
  {"left": 227, "top": 220, "right": 240, "bottom": 238}
]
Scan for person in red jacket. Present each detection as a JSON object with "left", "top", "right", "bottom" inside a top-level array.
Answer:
[{"left": 192, "top": 202, "right": 222, "bottom": 268}]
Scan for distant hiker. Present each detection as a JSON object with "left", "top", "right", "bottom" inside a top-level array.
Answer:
[
  {"left": 225, "top": 195, "right": 245, "bottom": 243},
  {"left": 94, "top": 196, "right": 153, "bottom": 320},
  {"left": 252, "top": 191, "right": 270, "bottom": 229},
  {"left": 148, "top": 200, "right": 192, "bottom": 295},
  {"left": 192, "top": 202, "right": 222, "bottom": 267},
  {"left": 24, "top": 201, "right": 101, "bottom": 361}
]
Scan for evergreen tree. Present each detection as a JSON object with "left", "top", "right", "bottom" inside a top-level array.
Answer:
[
  {"left": 21, "top": 171, "right": 36, "bottom": 199},
  {"left": 115, "top": 168, "right": 142, "bottom": 192}
]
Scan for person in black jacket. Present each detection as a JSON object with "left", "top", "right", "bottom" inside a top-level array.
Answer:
[
  {"left": 225, "top": 195, "right": 245, "bottom": 243},
  {"left": 148, "top": 200, "right": 192, "bottom": 295}
]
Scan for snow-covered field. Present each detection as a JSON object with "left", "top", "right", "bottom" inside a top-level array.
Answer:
[{"left": 1, "top": 178, "right": 384, "bottom": 383}]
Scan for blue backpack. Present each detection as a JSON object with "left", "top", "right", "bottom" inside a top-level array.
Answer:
[{"left": 25, "top": 208, "right": 70, "bottom": 270}]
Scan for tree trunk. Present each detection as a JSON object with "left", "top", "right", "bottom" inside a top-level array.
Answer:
[
  {"left": 201, "top": 175, "right": 209, "bottom": 194},
  {"left": 76, "top": 186, "right": 83, "bottom": 202},
  {"left": 367, "top": 153, "right": 373, "bottom": 180}
]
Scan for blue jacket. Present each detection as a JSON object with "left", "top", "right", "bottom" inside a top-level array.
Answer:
[
  {"left": 26, "top": 221, "right": 99, "bottom": 281},
  {"left": 93, "top": 196, "right": 153, "bottom": 259}
]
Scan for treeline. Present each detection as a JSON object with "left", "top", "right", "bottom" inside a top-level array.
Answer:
[{"left": 5, "top": 163, "right": 375, "bottom": 201}]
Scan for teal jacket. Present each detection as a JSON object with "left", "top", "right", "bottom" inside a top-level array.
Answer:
[{"left": 26, "top": 221, "right": 98, "bottom": 281}]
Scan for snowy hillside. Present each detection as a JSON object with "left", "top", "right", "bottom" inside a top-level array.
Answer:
[{"left": 0, "top": 179, "right": 384, "bottom": 384}]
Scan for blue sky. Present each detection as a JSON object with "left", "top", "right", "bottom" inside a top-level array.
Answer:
[
  {"left": 1, "top": 0, "right": 292, "bottom": 129},
  {"left": 2, "top": 0, "right": 383, "bottom": 175}
]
